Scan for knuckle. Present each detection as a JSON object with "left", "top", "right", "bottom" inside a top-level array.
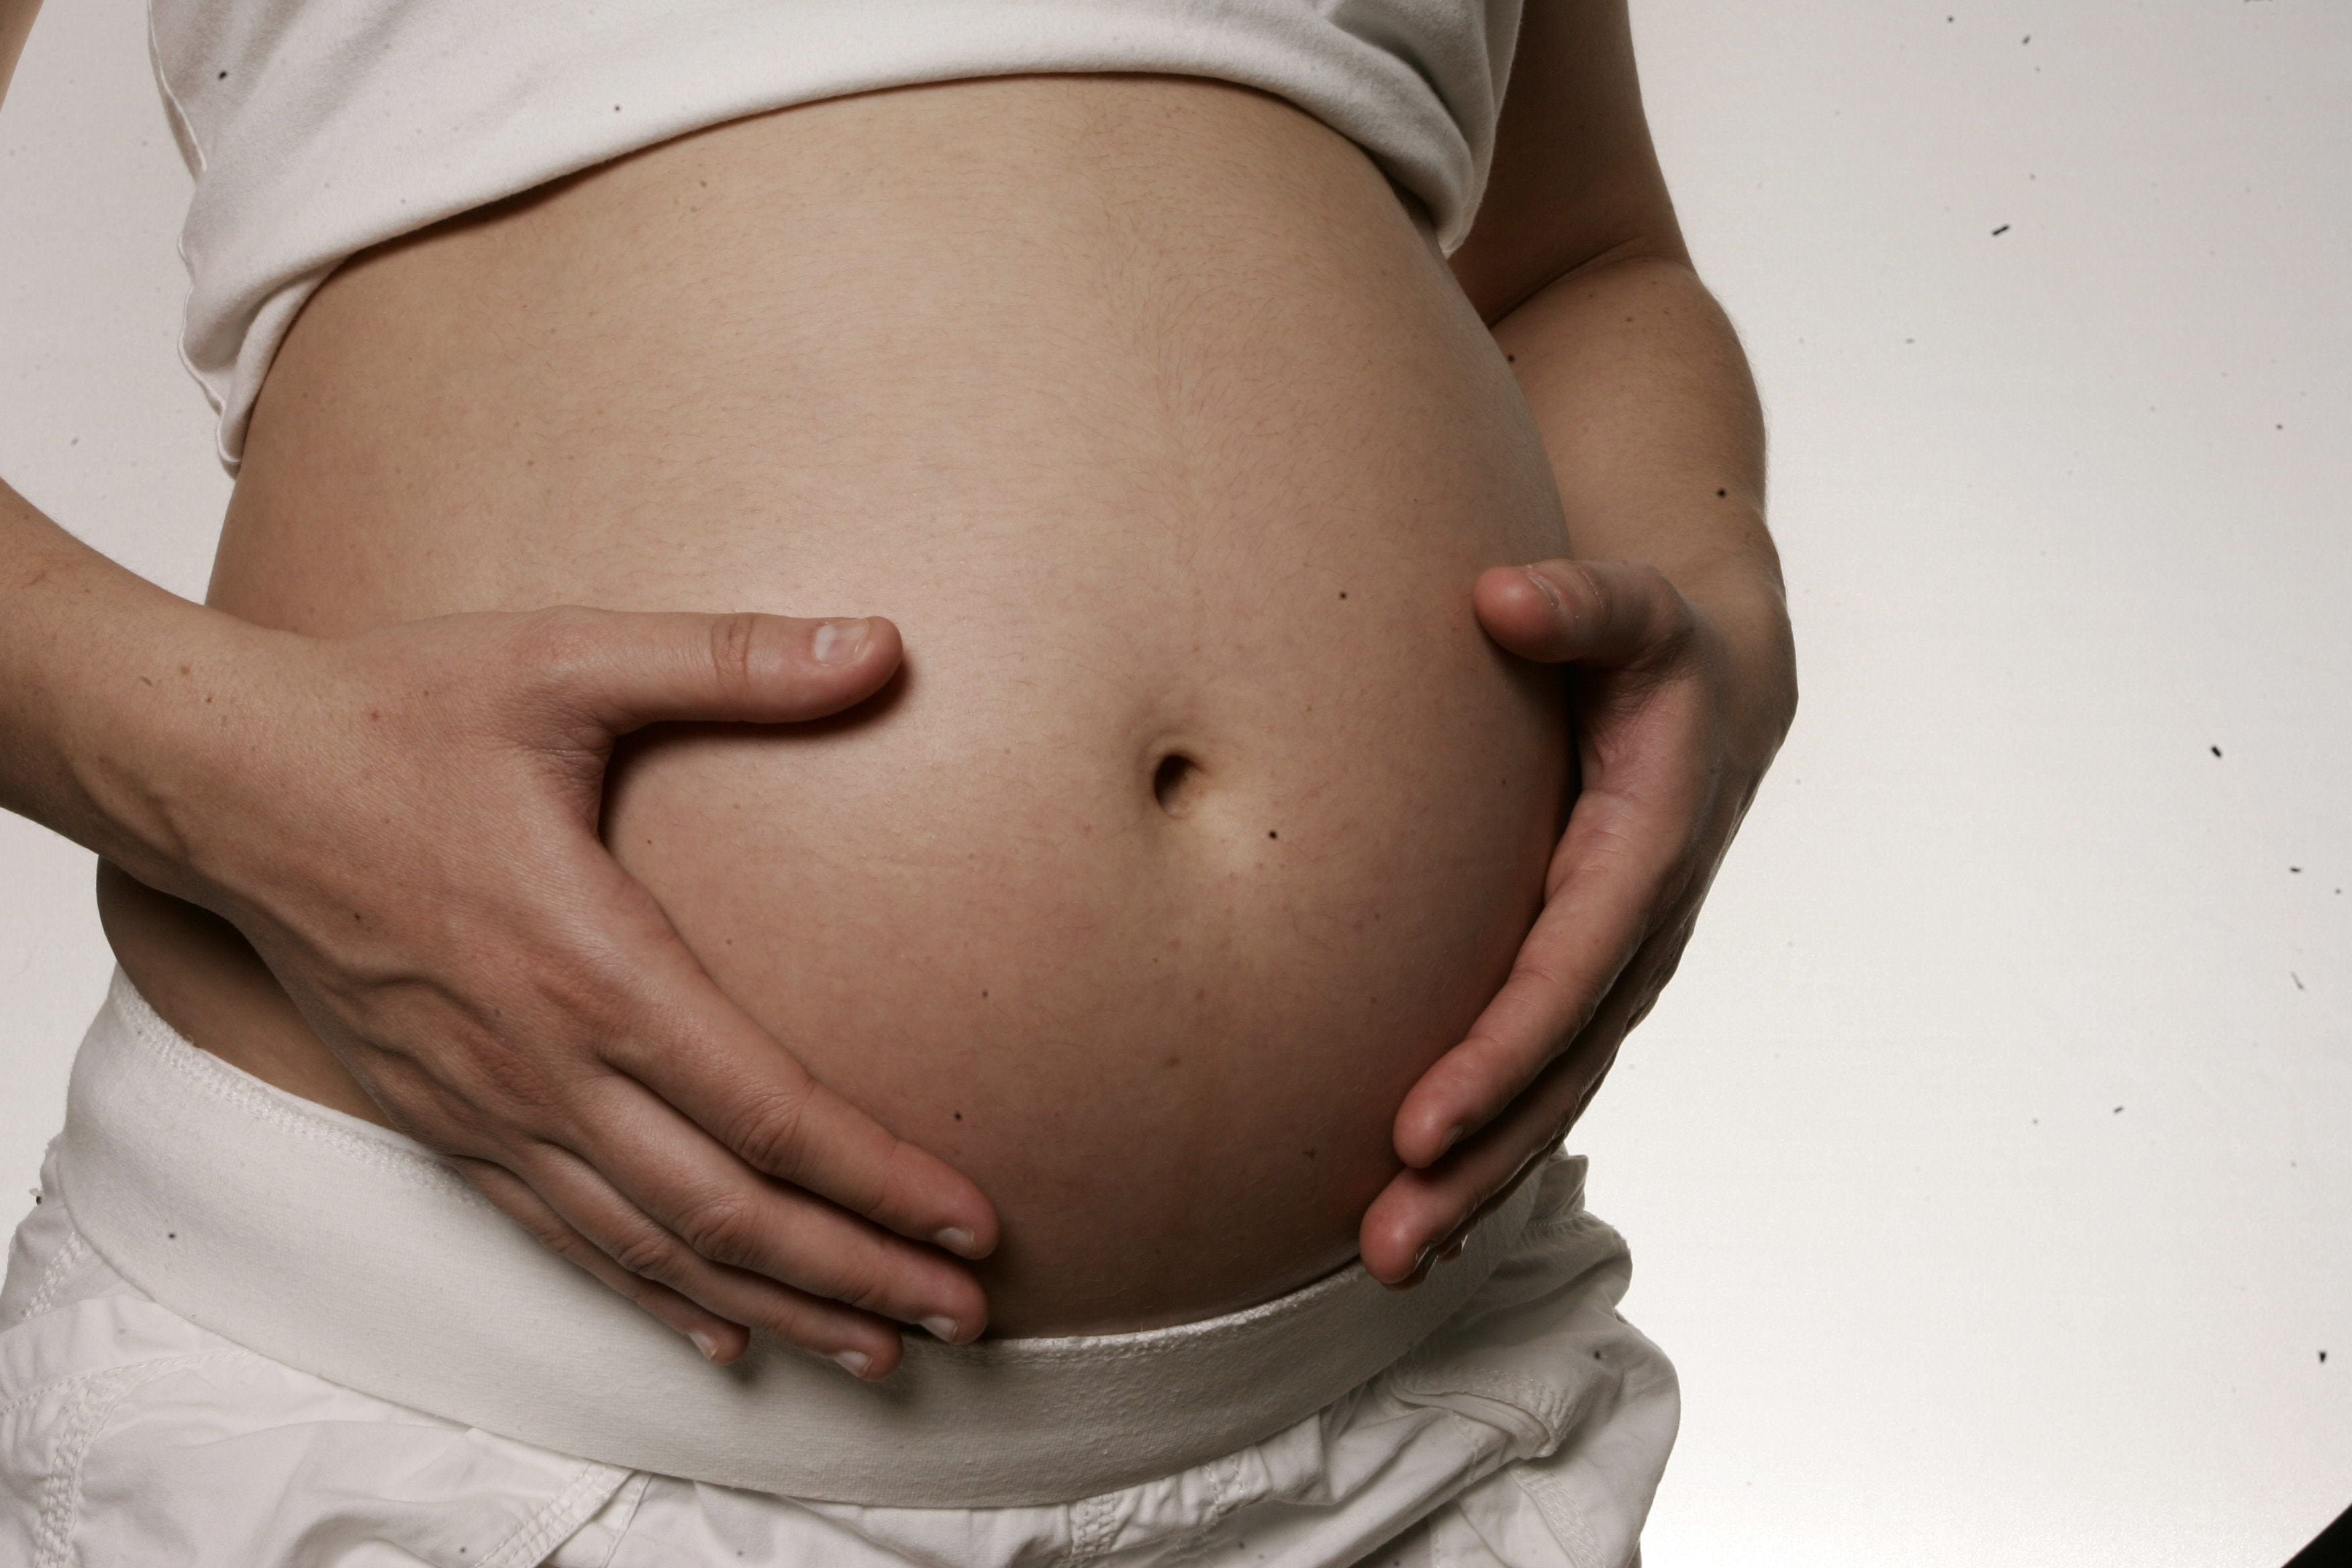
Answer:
[
  {"left": 607, "top": 1226, "right": 686, "bottom": 1281},
  {"left": 837, "top": 1136, "right": 919, "bottom": 1224},
  {"left": 728, "top": 1081, "right": 816, "bottom": 1181},
  {"left": 1504, "top": 952, "right": 1580, "bottom": 1016},
  {"left": 464, "top": 1173, "right": 577, "bottom": 1256},
  {"left": 670, "top": 1189, "right": 763, "bottom": 1267},
  {"left": 456, "top": 1037, "right": 581, "bottom": 1135},
  {"left": 515, "top": 605, "right": 600, "bottom": 685},
  {"left": 562, "top": 965, "right": 666, "bottom": 1056},
  {"left": 705, "top": 613, "right": 772, "bottom": 698},
  {"left": 764, "top": 1304, "right": 830, "bottom": 1351},
  {"left": 826, "top": 1253, "right": 901, "bottom": 1317}
]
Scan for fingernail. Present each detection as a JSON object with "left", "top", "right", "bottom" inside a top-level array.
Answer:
[
  {"left": 812, "top": 618, "right": 871, "bottom": 664},
  {"left": 831, "top": 1348, "right": 874, "bottom": 1378},
  {"left": 922, "top": 1315, "right": 966, "bottom": 1344},
  {"left": 1520, "top": 567, "right": 1563, "bottom": 611},
  {"left": 687, "top": 1329, "right": 722, "bottom": 1361},
  {"left": 934, "top": 1226, "right": 979, "bottom": 1257},
  {"left": 1437, "top": 1124, "right": 1465, "bottom": 1157},
  {"left": 1411, "top": 1242, "right": 1436, "bottom": 1275},
  {"left": 1437, "top": 1238, "right": 1466, "bottom": 1263}
]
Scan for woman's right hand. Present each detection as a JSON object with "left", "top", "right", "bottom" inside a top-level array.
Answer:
[{"left": 119, "top": 605, "right": 997, "bottom": 1379}]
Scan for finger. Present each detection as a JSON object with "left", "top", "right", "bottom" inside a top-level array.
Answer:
[
  {"left": 453, "top": 1155, "right": 752, "bottom": 1365},
  {"left": 595, "top": 947, "right": 1001, "bottom": 1263},
  {"left": 505, "top": 1140, "right": 927, "bottom": 1380},
  {"left": 1365, "top": 918, "right": 1696, "bottom": 1283},
  {"left": 519, "top": 605, "right": 905, "bottom": 734},
  {"left": 1473, "top": 559, "right": 1693, "bottom": 671},
  {"left": 1362, "top": 1048, "right": 1591, "bottom": 1288},
  {"left": 546, "top": 1071, "right": 989, "bottom": 1343},
  {"left": 1390, "top": 774, "right": 1696, "bottom": 1167}
]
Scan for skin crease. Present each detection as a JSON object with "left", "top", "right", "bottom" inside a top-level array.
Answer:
[{"left": 100, "top": 75, "right": 1580, "bottom": 1333}]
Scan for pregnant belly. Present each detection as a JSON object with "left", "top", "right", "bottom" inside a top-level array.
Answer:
[{"left": 133, "top": 74, "right": 1573, "bottom": 1333}]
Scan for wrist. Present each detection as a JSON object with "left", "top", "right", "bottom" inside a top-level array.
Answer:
[
  {"left": 58, "top": 601, "right": 305, "bottom": 904},
  {"left": 1676, "top": 557, "right": 1798, "bottom": 753}
]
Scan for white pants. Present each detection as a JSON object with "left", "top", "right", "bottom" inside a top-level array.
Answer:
[{"left": 1, "top": 977, "right": 1678, "bottom": 1566}]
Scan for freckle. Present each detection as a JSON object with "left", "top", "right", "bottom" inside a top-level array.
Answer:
[
  {"left": 1268, "top": 830, "right": 1278, "bottom": 839},
  {"left": 138, "top": 675, "right": 153, "bottom": 686},
  {"left": 1302, "top": 1146, "right": 1316, "bottom": 1159},
  {"left": 1338, "top": 591, "right": 1347, "bottom": 599},
  {"left": 179, "top": 665, "right": 190, "bottom": 676},
  {"left": 981, "top": 989, "right": 989, "bottom": 999},
  {"left": 952, "top": 1111, "right": 963, "bottom": 1121},
  {"left": 1164, "top": 1055, "right": 1181, "bottom": 1069},
  {"left": 1505, "top": 354, "right": 1516, "bottom": 363},
  {"left": 1716, "top": 489, "right": 1728, "bottom": 498}
]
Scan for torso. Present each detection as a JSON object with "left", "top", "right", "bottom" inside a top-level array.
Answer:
[{"left": 99, "top": 73, "right": 1572, "bottom": 1334}]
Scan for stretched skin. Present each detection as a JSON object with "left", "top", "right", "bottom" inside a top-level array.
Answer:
[{"left": 107, "top": 74, "right": 1575, "bottom": 1332}]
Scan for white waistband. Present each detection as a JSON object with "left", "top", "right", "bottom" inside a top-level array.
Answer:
[{"left": 54, "top": 970, "right": 1556, "bottom": 1506}]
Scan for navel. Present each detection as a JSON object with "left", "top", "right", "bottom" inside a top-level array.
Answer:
[{"left": 1150, "top": 749, "right": 1204, "bottom": 818}]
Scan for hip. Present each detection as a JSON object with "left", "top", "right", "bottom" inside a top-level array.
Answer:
[{"left": 3, "top": 985, "right": 1677, "bottom": 1560}]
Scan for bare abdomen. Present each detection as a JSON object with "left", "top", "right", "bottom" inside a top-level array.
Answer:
[{"left": 118, "top": 73, "right": 1572, "bottom": 1332}]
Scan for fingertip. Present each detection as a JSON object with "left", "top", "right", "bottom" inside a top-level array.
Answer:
[
  {"left": 1472, "top": 563, "right": 1572, "bottom": 656},
  {"left": 1473, "top": 562, "right": 1544, "bottom": 609},
  {"left": 933, "top": 1223, "right": 995, "bottom": 1261},
  {"left": 838, "top": 1330, "right": 902, "bottom": 1381},
  {"left": 1392, "top": 1061, "right": 1485, "bottom": 1169},
  {"left": 687, "top": 1322, "right": 748, "bottom": 1365},
  {"left": 1395, "top": 1111, "right": 1467, "bottom": 1171},
  {"left": 1516, "top": 564, "right": 1565, "bottom": 612},
  {"left": 1372, "top": 1244, "right": 1434, "bottom": 1291},
  {"left": 1472, "top": 562, "right": 1551, "bottom": 622},
  {"left": 806, "top": 614, "right": 902, "bottom": 677},
  {"left": 1357, "top": 1188, "right": 1432, "bottom": 1285},
  {"left": 929, "top": 1176, "right": 1002, "bottom": 1259},
  {"left": 857, "top": 614, "right": 903, "bottom": 667}
]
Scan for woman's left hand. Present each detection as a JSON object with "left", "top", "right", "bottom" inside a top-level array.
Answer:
[{"left": 1360, "top": 555, "right": 1796, "bottom": 1285}]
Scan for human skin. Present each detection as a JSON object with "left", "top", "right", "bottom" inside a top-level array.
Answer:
[
  {"left": 119, "top": 71, "right": 1580, "bottom": 1341},
  {"left": 0, "top": 0, "right": 1794, "bottom": 1374}
]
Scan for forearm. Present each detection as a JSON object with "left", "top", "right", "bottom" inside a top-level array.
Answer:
[
  {"left": 1491, "top": 253, "right": 1794, "bottom": 706},
  {"left": 0, "top": 478, "right": 262, "bottom": 891}
]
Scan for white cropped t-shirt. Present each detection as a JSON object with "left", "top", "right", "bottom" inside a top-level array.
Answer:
[{"left": 145, "top": 0, "right": 1524, "bottom": 471}]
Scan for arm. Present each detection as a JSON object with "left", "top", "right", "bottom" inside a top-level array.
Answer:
[
  {"left": 1, "top": 0, "right": 993, "bottom": 1376},
  {"left": 1362, "top": 0, "right": 1798, "bottom": 1279},
  {"left": 0, "top": 0, "right": 33, "bottom": 97}
]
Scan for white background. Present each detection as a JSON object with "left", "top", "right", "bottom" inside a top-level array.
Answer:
[{"left": 3, "top": 1, "right": 2346, "bottom": 1562}]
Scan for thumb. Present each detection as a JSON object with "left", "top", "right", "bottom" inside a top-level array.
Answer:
[
  {"left": 526, "top": 606, "right": 903, "bottom": 734},
  {"left": 1473, "top": 559, "right": 1692, "bottom": 669}
]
